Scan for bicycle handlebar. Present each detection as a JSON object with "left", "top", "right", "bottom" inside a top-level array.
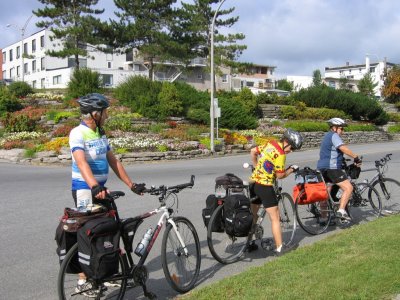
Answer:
[{"left": 142, "top": 175, "right": 195, "bottom": 196}]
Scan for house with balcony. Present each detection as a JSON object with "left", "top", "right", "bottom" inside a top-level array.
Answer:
[{"left": 324, "top": 55, "right": 397, "bottom": 99}]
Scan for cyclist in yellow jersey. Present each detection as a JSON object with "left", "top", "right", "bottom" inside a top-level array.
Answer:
[{"left": 249, "top": 129, "right": 303, "bottom": 255}]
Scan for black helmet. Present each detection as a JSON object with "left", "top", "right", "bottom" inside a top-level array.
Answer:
[
  {"left": 78, "top": 93, "right": 110, "bottom": 114},
  {"left": 283, "top": 128, "right": 303, "bottom": 150},
  {"left": 327, "top": 117, "right": 347, "bottom": 127}
]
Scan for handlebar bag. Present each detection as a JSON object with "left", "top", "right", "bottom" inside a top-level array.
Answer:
[
  {"left": 77, "top": 217, "right": 120, "bottom": 280},
  {"left": 215, "top": 173, "right": 243, "bottom": 191},
  {"left": 347, "top": 164, "right": 361, "bottom": 179}
]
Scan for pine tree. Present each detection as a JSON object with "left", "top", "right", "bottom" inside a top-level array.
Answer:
[
  {"left": 33, "top": 0, "right": 105, "bottom": 69},
  {"left": 357, "top": 72, "right": 378, "bottom": 97}
]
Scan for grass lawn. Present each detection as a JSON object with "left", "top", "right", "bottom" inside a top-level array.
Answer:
[{"left": 180, "top": 215, "right": 400, "bottom": 300}]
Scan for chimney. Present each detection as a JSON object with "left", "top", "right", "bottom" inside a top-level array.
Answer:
[
  {"left": 365, "top": 54, "right": 370, "bottom": 73},
  {"left": 346, "top": 62, "right": 349, "bottom": 66}
]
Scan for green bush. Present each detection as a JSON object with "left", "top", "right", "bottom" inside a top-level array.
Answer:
[
  {"left": 46, "top": 111, "right": 78, "bottom": 123},
  {"left": 158, "top": 82, "right": 183, "bottom": 120},
  {"left": 218, "top": 97, "right": 258, "bottom": 129},
  {"left": 285, "top": 121, "right": 377, "bottom": 132},
  {"left": 148, "top": 123, "right": 168, "bottom": 133},
  {"left": 186, "top": 108, "right": 209, "bottom": 124},
  {"left": 280, "top": 105, "right": 349, "bottom": 120},
  {"left": 67, "top": 68, "right": 102, "bottom": 98},
  {"left": 0, "top": 87, "right": 23, "bottom": 115},
  {"left": 104, "top": 115, "right": 133, "bottom": 131},
  {"left": 2, "top": 113, "right": 38, "bottom": 132},
  {"left": 8, "top": 81, "right": 33, "bottom": 98}
]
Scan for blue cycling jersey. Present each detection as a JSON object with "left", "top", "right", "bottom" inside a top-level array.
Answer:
[{"left": 317, "top": 131, "right": 344, "bottom": 170}]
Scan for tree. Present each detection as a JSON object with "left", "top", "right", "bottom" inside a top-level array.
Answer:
[
  {"left": 312, "top": 69, "right": 322, "bottom": 87},
  {"left": 174, "top": 0, "right": 247, "bottom": 71},
  {"left": 158, "top": 82, "right": 183, "bottom": 119},
  {"left": 339, "top": 77, "right": 350, "bottom": 90},
  {"left": 276, "top": 79, "right": 294, "bottom": 92},
  {"left": 382, "top": 65, "right": 400, "bottom": 103},
  {"left": 34, "top": 0, "right": 106, "bottom": 69},
  {"left": 110, "top": 0, "right": 178, "bottom": 80},
  {"left": 357, "top": 72, "right": 378, "bottom": 97}
]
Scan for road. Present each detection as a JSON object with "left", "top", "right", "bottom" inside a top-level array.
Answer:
[{"left": 1, "top": 142, "right": 399, "bottom": 299}]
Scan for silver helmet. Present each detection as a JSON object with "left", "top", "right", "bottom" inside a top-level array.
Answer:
[
  {"left": 327, "top": 117, "right": 347, "bottom": 127},
  {"left": 283, "top": 128, "right": 303, "bottom": 150}
]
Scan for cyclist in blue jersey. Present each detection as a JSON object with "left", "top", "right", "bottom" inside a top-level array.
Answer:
[
  {"left": 69, "top": 93, "right": 146, "bottom": 296},
  {"left": 317, "top": 118, "right": 362, "bottom": 222}
]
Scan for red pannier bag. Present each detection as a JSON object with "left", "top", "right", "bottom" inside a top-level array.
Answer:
[{"left": 293, "top": 182, "right": 329, "bottom": 205}]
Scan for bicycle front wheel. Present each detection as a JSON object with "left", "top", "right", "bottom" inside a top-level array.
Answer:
[
  {"left": 295, "top": 191, "right": 333, "bottom": 235},
  {"left": 349, "top": 182, "right": 381, "bottom": 221},
  {"left": 57, "top": 243, "right": 127, "bottom": 300},
  {"left": 278, "top": 192, "right": 296, "bottom": 245},
  {"left": 207, "top": 205, "right": 248, "bottom": 264},
  {"left": 371, "top": 178, "right": 400, "bottom": 214},
  {"left": 161, "top": 216, "right": 201, "bottom": 293}
]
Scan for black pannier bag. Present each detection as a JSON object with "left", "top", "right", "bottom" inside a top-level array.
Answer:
[
  {"left": 121, "top": 217, "right": 143, "bottom": 253},
  {"left": 55, "top": 207, "right": 108, "bottom": 273},
  {"left": 223, "top": 194, "right": 253, "bottom": 237},
  {"left": 77, "top": 217, "right": 120, "bottom": 280},
  {"left": 202, "top": 194, "right": 224, "bottom": 232}
]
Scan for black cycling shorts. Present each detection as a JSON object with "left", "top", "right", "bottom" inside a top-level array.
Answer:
[
  {"left": 253, "top": 183, "right": 278, "bottom": 208},
  {"left": 321, "top": 169, "right": 348, "bottom": 184}
]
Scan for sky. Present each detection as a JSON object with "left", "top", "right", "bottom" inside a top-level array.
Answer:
[{"left": 1, "top": 0, "right": 400, "bottom": 79}]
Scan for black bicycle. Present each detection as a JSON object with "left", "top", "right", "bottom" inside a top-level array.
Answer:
[{"left": 58, "top": 176, "right": 201, "bottom": 299}]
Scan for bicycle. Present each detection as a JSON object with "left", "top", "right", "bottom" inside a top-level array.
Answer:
[
  {"left": 207, "top": 164, "right": 296, "bottom": 264},
  {"left": 363, "top": 153, "right": 400, "bottom": 214},
  {"left": 294, "top": 165, "right": 382, "bottom": 235},
  {"left": 58, "top": 175, "right": 201, "bottom": 299}
]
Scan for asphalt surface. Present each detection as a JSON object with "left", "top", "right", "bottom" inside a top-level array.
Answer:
[{"left": 1, "top": 141, "right": 399, "bottom": 299}]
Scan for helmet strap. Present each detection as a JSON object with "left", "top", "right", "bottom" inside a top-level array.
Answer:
[{"left": 90, "top": 110, "right": 105, "bottom": 136}]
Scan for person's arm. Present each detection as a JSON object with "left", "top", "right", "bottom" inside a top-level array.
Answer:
[
  {"left": 107, "top": 151, "right": 134, "bottom": 188},
  {"left": 250, "top": 147, "right": 259, "bottom": 167},
  {"left": 338, "top": 144, "right": 358, "bottom": 159},
  {"left": 73, "top": 149, "right": 108, "bottom": 199},
  {"left": 276, "top": 166, "right": 295, "bottom": 179}
]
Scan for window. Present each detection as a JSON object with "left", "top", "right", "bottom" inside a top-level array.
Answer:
[
  {"left": 53, "top": 75, "right": 62, "bottom": 85},
  {"left": 17, "top": 66, "right": 20, "bottom": 76},
  {"left": 107, "top": 61, "right": 112, "bottom": 68},
  {"left": 9, "top": 49, "right": 13, "bottom": 62},
  {"left": 9, "top": 68, "right": 13, "bottom": 78},
  {"left": 24, "top": 63, "right": 28, "bottom": 74},
  {"left": 329, "top": 81, "right": 336, "bottom": 88},
  {"left": 32, "top": 60, "right": 36, "bottom": 73},
  {"left": 221, "top": 74, "right": 228, "bottom": 83},
  {"left": 16, "top": 46, "right": 20, "bottom": 59},
  {"left": 370, "top": 67, "right": 376, "bottom": 73},
  {"left": 41, "top": 57, "right": 45, "bottom": 70},
  {"left": 40, "top": 35, "right": 45, "bottom": 48},
  {"left": 2, "top": 52, "right": 6, "bottom": 63},
  {"left": 197, "top": 73, "right": 203, "bottom": 79},
  {"left": 23, "top": 43, "right": 28, "bottom": 55},
  {"left": 101, "top": 74, "right": 113, "bottom": 86},
  {"left": 32, "top": 39, "right": 36, "bottom": 53},
  {"left": 32, "top": 80, "right": 37, "bottom": 89},
  {"left": 246, "top": 81, "right": 254, "bottom": 87},
  {"left": 41, "top": 78, "right": 45, "bottom": 89}
]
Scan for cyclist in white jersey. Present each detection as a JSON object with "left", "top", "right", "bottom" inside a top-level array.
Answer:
[{"left": 69, "top": 93, "right": 145, "bottom": 296}]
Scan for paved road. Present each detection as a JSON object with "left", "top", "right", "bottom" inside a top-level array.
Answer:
[{"left": 1, "top": 142, "right": 399, "bottom": 299}]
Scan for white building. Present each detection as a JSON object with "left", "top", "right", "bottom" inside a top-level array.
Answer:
[
  {"left": 286, "top": 75, "right": 313, "bottom": 91},
  {"left": 324, "top": 55, "right": 397, "bottom": 99},
  {"left": 1, "top": 29, "right": 148, "bottom": 89}
]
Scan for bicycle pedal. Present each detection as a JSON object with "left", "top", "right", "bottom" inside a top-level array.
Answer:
[{"left": 261, "top": 238, "right": 274, "bottom": 251}]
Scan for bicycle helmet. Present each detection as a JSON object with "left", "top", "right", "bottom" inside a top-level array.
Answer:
[
  {"left": 77, "top": 93, "right": 110, "bottom": 114},
  {"left": 283, "top": 128, "right": 303, "bottom": 150},
  {"left": 327, "top": 117, "right": 347, "bottom": 127}
]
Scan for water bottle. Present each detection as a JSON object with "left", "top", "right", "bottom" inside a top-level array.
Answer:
[
  {"left": 257, "top": 206, "right": 266, "bottom": 218},
  {"left": 134, "top": 228, "right": 153, "bottom": 257}
]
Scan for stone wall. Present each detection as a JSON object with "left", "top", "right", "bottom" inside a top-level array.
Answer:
[{"left": 0, "top": 131, "right": 393, "bottom": 165}]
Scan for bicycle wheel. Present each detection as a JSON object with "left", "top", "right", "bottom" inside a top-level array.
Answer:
[
  {"left": 57, "top": 243, "right": 127, "bottom": 300},
  {"left": 207, "top": 205, "right": 248, "bottom": 264},
  {"left": 295, "top": 190, "right": 333, "bottom": 235},
  {"left": 161, "top": 216, "right": 201, "bottom": 293},
  {"left": 349, "top": 182, "right": 381, "bottom": 221},
  {"left": 371, "top": 178, "right": 400, "bottom": 214},
  {"left": 278, "top": 192, "right": 296, "bottom": 245}
]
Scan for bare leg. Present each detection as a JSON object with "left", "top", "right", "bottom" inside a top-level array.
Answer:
[
  {"left": 336, "top": 179, "right": 353, "bottom": 210},
  {"left": 266, "top": 206, "right": 282, "bottom": 249}
]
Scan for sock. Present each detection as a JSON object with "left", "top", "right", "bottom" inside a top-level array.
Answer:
[
  {"left": 276, "top": 244, "right": 283, "bottom": 252},
  {"left": 338, "top": 208, "right": 346, "bottom": 214},
  {"left": 78, "top": 279, "right": 86, "bottom": 285}
]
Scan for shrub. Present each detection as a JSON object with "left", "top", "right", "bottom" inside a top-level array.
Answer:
[
  {"left": 104, "top": 115, "right": 133, "bottom": 131},
  {"left": 43, "top": 137, "right": 69, "bottom": 152},
  {"left": 3, "top": 113, "right": 37, "bottom": 132},
  {"left": 67, "top": 68, "right": 102, "bottom": 98},
  {"left": 52, "top": 124, "right": 74, "bottom": 137},
  {"left": 280, "top": 105, "right": 349, "bottom": 120},
  {"left": 218, "top": 97, "right": 258, "bottom": 129},
  {"left": 186, "top": 108, "right": 209, "bottom": 124},
  {"left": 388, "top": 113, "right": 400, "bottom": 122},
  {"left": 285, "top": 121, "right": 329, "bottom": 132},
  {"left": 158, "top": 82, "right": 183, "bottom": 120},
  {"left": 387, "top": 124, "right": 400, "bottom": 133},
  {"left": 199, "top": 137, "right": 221, "bottom": 150},
  {"left": 0, "top": 87, "right": 23, "bottom": 115},
  {"left": 8, "top": 81, "right": 33, "bottom": 97},
  {"left": 149, "top": 123, "right": 168, "bottom": 134}
]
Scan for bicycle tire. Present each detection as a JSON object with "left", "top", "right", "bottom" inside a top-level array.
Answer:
[
  {"left": 207, "top": 205, "right": 248, "bottom": 264},
  {"left": 278, "top": 192, "right": 297, "bottom": 245},
  {"left": 370, "top": 178, "right": 400, "bottom": 214},
  {"left": 57, "top": 243, "right": 127, "bottom": 300},
  {"left": 295, "top": 190, "right": 333, "bottom": 235},
  {"left": 349, "top": 182, "right": 382, "bottom": 221},
  {"left": 161, "top": 216, "right": 201, "bottom": 293}
]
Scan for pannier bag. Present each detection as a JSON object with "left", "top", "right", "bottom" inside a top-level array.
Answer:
[
  {"left": 223, "top": 194, "right": 253, "bottom": 237},
  {"left": 293, "top": 167, "right": 328, "bottom": 205},
  {"left": 55, "top": 206, "right": 109, "bottom": 273},
  {"left": 77, "top": 217, "right": 120, "bottom": 280},
  {"left": 121, "top": 217, "right": 143, "bottom": 253},
  {"left": 202, "top": 194, "right": 225, "bottom": 232}
]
